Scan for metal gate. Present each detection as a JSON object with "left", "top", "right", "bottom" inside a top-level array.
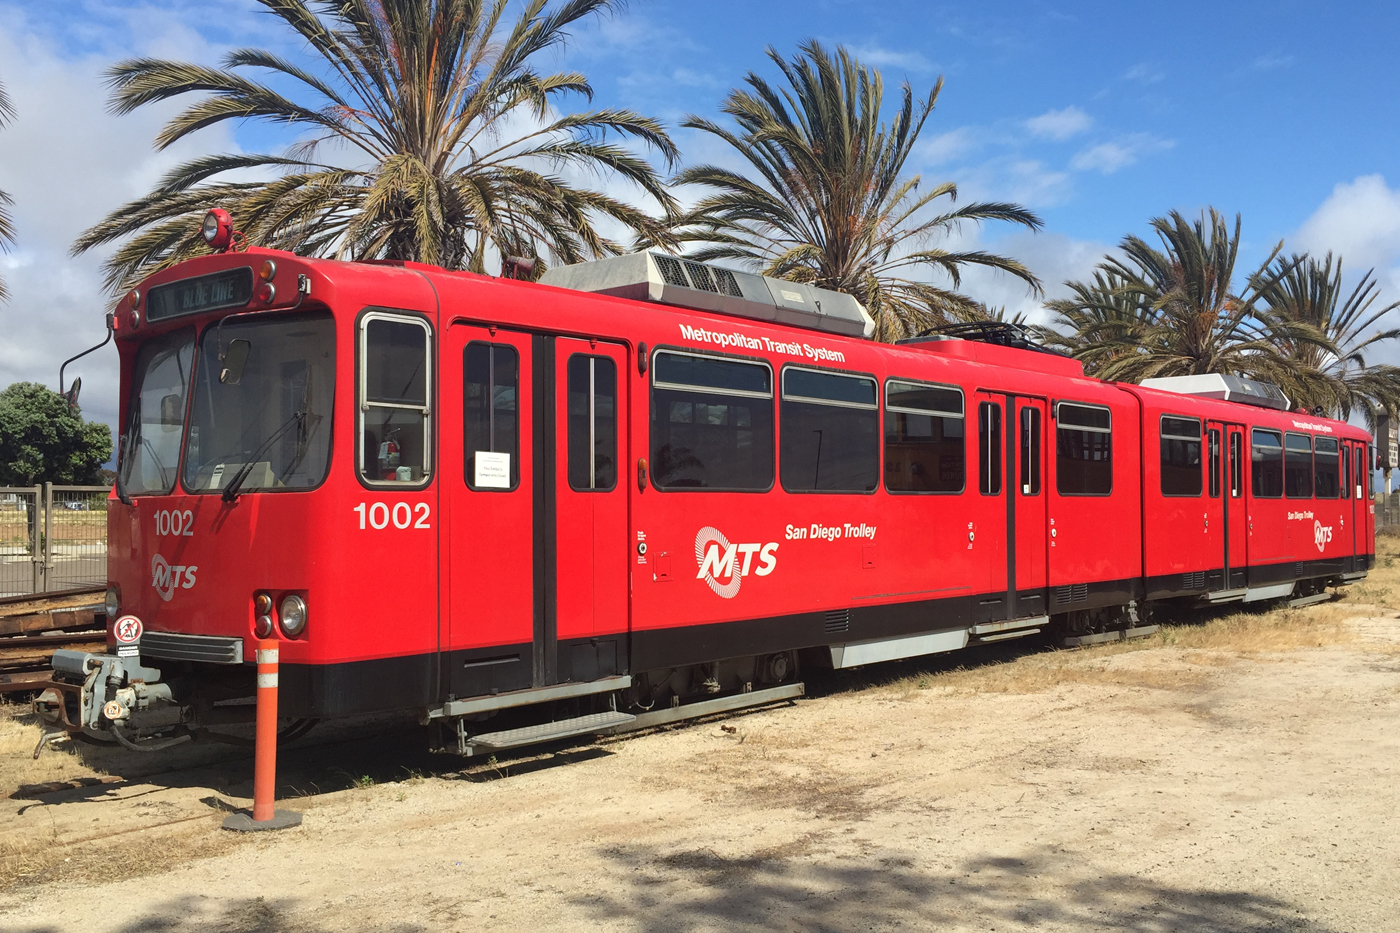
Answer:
[{"left": 0, "top": 485, "right": 109, "bottom": 597}]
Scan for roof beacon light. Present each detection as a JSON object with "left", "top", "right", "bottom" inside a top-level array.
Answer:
[{"left": 202, "top": 209, "right": 234, "bottom": 251}]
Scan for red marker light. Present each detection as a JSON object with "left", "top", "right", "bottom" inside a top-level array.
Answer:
[{"left": 256, "top": 281, "right": 276, "bottom": 304}]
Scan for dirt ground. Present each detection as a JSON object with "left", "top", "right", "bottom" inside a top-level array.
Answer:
[{"left": 1, "top": 546, "right": 1398, "bottom": 933}]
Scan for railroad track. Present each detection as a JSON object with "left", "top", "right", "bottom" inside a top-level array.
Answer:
[{"left": 0, "top": 586, "right": 105, "bottom": 693}]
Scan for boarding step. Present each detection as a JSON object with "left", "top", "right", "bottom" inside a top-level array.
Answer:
[
  {"left": 1062, "top": 625, "right": 1159, "bottom": 648},
  {"left": 1205, "top": 588, "right": 1247, "bottom": 604},
  {"left": 466, "top": 710, "right": 636, "bottom": 752},
  {"left": 1340, "top": 571, "right": 1368, "bottom": 582},
  {"left": 428, "top": 674, "right": 631, "bottom": 720},
  {"left": 970, "top": 616, "right": 1047, "bottom": 640},
  {"left": 604, "top": 683, "right": 805, "bottom": 735},
  {"left": 1287, "top": 592, "right": 1335, "bottom": 609}
]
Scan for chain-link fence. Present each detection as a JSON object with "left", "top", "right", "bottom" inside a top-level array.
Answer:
[
  {"left": 1377, "top": 491, "right": 1400, "bottom": 530},
  {"left": 0, "top": 485, "right": 109, "bottom": 597}
]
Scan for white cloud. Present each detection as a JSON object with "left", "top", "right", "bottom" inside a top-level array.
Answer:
[
  {"left": 1070, "top": 134, "right": 1174, "bottom": 174},
  {"left": 956, "top": 230, "right": 1110, "bottom": 326},
  {"left": 1293, "top": 175, "right": 1400, "bottom": 271},
  {"left": 921, "top": 126, "right": 981, "bottom": 166},
  {"left": 0, "top": 5, "right": 249, "bottom": 436},
  {"left": 1025, "top": 106, "right": 1092, "bottom": 141},
  {"left": 844, "top": 43, "right": 937, "bottom": 74},
  {"left": 1251, "top": 52, "right": 1294, "bottom": 72},
  {"left": 1122, "top": 62, "right": 1165, "bottom": 84}
]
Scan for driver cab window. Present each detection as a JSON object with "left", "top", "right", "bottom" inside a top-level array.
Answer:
[{"left": 360, "top": 313, "right": 432, "bottom": 485}]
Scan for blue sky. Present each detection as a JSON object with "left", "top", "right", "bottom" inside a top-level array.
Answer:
[{"left": 2, "top": 0, "right": 1399, "bottom": 433}]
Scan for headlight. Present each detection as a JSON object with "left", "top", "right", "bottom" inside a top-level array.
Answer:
[
  {"left": 278, "top": 594, "right": 307, "bottom": 637},
  {"left": 105, "top": 585, "right": 120, "bottom": 618}
]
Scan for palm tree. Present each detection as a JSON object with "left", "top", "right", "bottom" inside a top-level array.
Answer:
[
  {"left": 0, "top": 78, "right": 15, "bottom": 301},
  {"left": 1047, "top": 209, "right": 1326, "bottom": 392},
  {"left": 75, "top": 0, "right": 679, "bottom": 291},
  {"left": 1256, "top": 252, "right": 1400, "bottom": 428},
  {"left": 661, "top": 41, "right": 1044, "bottom": 342}
]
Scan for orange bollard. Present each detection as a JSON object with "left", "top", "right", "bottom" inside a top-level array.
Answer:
[
  {"left": 253, "top": 639, "right": 279, "bottom": 821},
  {"left": 223, "top": 638, "right": 302, "bottom": 831}
]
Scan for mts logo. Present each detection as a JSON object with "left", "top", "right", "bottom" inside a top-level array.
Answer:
[
  {"left": 693, "top": 526, "right": 778, "bottom": 599},
  {"left": 151, "top": 553, "right": 198, "bottom": 602},
  {"left": 1314, "top": 520, "right": 1333, "bottom": 553}
]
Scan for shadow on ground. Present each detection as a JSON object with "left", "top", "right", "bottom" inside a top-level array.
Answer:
[
  {"left": 573, "top": 843, "right": 1327, "bottom": 933},
  {"left": 1, "top": 846, "right": 1329, "bottom": 933}
]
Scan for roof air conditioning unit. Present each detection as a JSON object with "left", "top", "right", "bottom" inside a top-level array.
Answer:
[
  {"left": 537, "top": 252, "right": 875, "bottom": 339},
  {"left": 1139, "top": 373, "right": 1291, "bottom": 411}
]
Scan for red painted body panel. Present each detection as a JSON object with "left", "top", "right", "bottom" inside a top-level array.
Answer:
[{"left": 103, "top": 248, "right": 1376, "bottom": 699}]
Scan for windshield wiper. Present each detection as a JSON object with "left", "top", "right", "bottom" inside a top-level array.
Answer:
[{"left": 221, "top": 408, "right": 307, "bottom": 503}]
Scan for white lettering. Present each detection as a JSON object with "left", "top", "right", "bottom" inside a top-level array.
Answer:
[
  {"left": 183, "top": 566, "right": 197, "bottom": 589},
  {"left": 736, "top": 542, "right": 761, "bottom": 576},
  {"left": 755, "top": 543, "right": 779, "bottom": 576},
  {"left": 697, "top": 543, "right": 738, "bottom": 581}
]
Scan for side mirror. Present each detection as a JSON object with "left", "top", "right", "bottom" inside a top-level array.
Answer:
[
  {"left": 160, "top": 393, "right": 184, "bottom": 429},
  {"left": 220, "top": 339, "right": 251, "bottom": 385}
]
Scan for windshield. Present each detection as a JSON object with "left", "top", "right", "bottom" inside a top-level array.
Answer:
[
  {"left": 118, "top": 328, "right": 195, "bottom": 496},
  {"left": 182, "top": 312, "right": 335, "bottom": 494}
]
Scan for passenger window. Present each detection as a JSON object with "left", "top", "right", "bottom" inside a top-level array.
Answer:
[
  {"left": 1160, "top": 415, "right": 1202, "bottom": 497},
  {"left": 978, "top": 401, "right": 1002, "bottom": 495},
  {"left": 1314, "top": 436, "right": 1340, "bottom": 499},
  {"left": 884, "top": 380, "right": 964, "bottom": 493},
  {"left": 780, "top": 368, "right": 878, "bottom": 493},
  {"left": 567, "top": 355, "right": 617, "bottom": 491},
  {"left": 1357, "top": 445, "right": 1367, "bottom": 499},
  {"left": 464, "top": 342, "right": 519, "bottom": 490},
  {"left": 360, "top": 314, "right": 431, "bottom": 485},
  {"left": 1208, "top": 429, "right": 1221, "bottom": 498},
  {"left": 651, "top": 351, "right": 773, "bottom": 490},
  {"left": 1056, "top": 402, "right": 1112, "bottom": 495},
  {"left": 1285, "top": 432, "right": 1313, "bottom": 498},
  {"left": 1019, "top": 406, "right": 1041, "bottom": 495},
  {"left": 1230, "top": 432, "right": 1243, "bottom": 498},
  {"left": 1342, "top": 446, "right": 1351, "bottom": 499},
  {"left": 1251, "top": 429, "right": 1283, "bottom": 498}
]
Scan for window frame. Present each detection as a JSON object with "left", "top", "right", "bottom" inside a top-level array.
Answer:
[
  {"left": 1054, "top": 400, "right": 1113, "bottom": 497},
  {"left": 1019, "top": 404, "right": 1041, "bottom": 496},
  {"left": 778, "top": 364, "right": 880, "bottom": 495},
  {"left": 1284, "top": 431, "right": 1314, "bottom": 499},
  {"left": 978, "top": 400, "right": 1002, "bottom": 496},
  {"left": 1314, "top": 435, "right": 1340, "bottom": 500},
  {"left": 883, "top": 377, "right": 967, "bottom": 496},
  {"left": 463, "top": 340, "right": 522, "bottom": 492},
  {"left": 1230, "top": 431, "right": 1243, "bottom": 498},
  {"left": 566, "top": 352, "right": 618, "bottom": 493},
  {"left": 1250, "top": 428, "right": 1284, "bottom": 499},
  {"left": 356, "top": 308, "right": 434, "bottom": 490},
  {"left": 1207, "top": 427, "right": 1221, "bottom": 499},
  {"left": 1159, "top": 414, "right": 1204, "bottom": 498},
  {"left": 649, "top": 347, "right": 776, "bottom": 493}
]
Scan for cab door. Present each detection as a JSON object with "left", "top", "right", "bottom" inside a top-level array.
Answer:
[
  {"left": 554, "top": 338, "right": 629, "bottom": 682},
  {"left": 1224, "top": 424, "right": 1248, "bottom": 589},
  {"left": 972, "top": 391, "right": 1008, "bottom": 618},
  {"left": 440, "top": 323, "right": 537, "bottom": 695},
  {"left": 1013, "top": 397, "right": 1048, "bottom": 617}
]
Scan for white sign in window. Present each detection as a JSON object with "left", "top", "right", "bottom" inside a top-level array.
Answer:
[{"left": 473, "top": 451, "right": 511, "bottom": 489}]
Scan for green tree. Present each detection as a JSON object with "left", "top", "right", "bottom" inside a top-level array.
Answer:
[
  {"left": 0, "top": 383, "right": 113, "bottom": 486},
  {"left": 74, "top": 0, "right": 678, "bottom": 290},
  {"left": 661, "top": 41, "right": 1043, "bottom": 342},
  {"left": 0, "top": 78, "right": 15, "bottom": 301},
  {"left": 1046, "top": 209, "right": 1326, "bottom": 392},
  {"left": 1256, "top": 252, "right": 1400, "bottom": 428}
]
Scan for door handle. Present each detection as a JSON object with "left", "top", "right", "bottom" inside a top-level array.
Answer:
[{"left": 637, "top": 458, "right": 648, "bottom": 492}]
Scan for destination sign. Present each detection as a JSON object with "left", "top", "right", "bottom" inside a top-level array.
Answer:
[{"left": 146, "top": 268, "right": 253, "bottom": 322}]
